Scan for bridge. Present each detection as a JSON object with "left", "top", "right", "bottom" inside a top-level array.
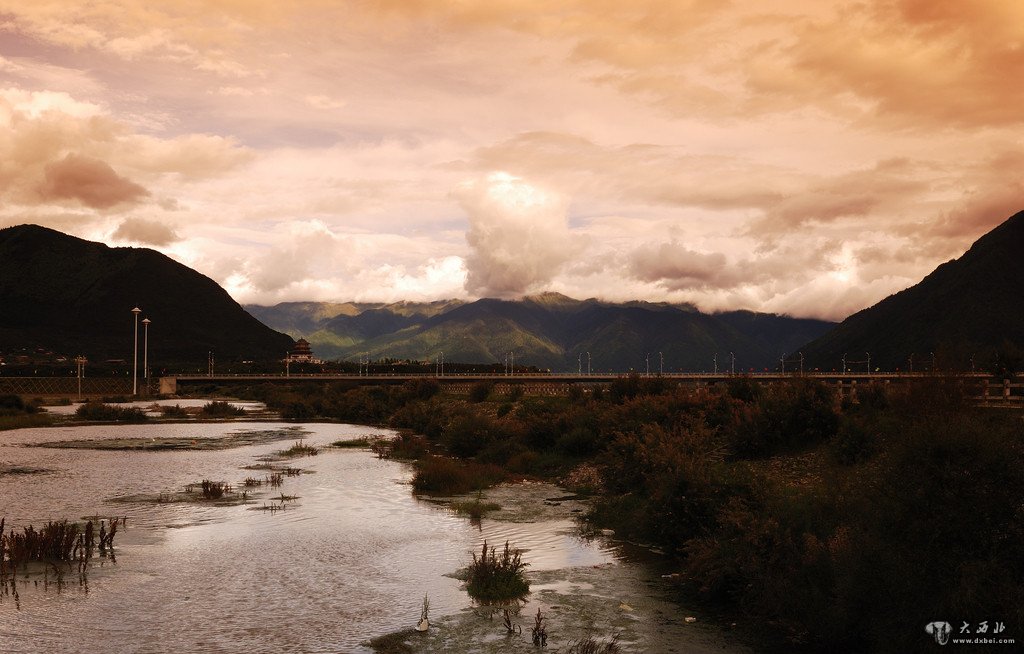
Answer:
[
  {"left": 3, "top": 372, "right": 1020, "bottom": 407},
  {"left": 157, "top": 371, "right": 1022, "bottom": 406}
]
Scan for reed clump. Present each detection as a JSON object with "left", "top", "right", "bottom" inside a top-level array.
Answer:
[
  {"left": 74, "top": 401, "right": 148, "bottom": 422},
  {"left": 197, "top": 480, "right": 230, "bottom": 499},
  {"left": 281, "top": 440, "right": 319, "bottom": 457},
  {"left": 1, "top": 517, "right": 120, "bottom": 574},
  {"left": 465, "top": 540, "right": 529, "bottom": 601},
  {"left": 200, "top": 401, "right": 246, "bottom": 417}
]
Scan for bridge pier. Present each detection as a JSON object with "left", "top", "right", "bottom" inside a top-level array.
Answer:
[{"left": 159, "top": 377, "right": 177, "bottom": 395}]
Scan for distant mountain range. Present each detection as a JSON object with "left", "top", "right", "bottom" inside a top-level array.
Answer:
[
  {"left": 11, "top": 210, "right": 1021, "bottom": 374},
  {"left": 0, "top": 224, "right": 293, "bottom": 363},
  {"left": 247, "top": 294, "right": 835, "bottom": 372},
  {"left": 799, "top": 210, "right": 1024, "bottom": 372}
]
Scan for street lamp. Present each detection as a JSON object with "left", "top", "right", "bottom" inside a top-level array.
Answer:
[
  {"left": 131, "top": 307, "right": 141, "bottom": 395},
  {"left": 75, "top": 355, "right": 86, "bottom": 400},
  {"left": 142, "top": 319, "right": 151, "bottom": 388}
]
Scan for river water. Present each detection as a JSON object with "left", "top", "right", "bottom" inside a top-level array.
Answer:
[{"left": 0, "top": 403, "right": 747, "bottom": 653}]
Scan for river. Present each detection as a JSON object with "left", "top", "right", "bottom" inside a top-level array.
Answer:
[{"left": 0, "top": 401, "right": 747, "bottom": 653}]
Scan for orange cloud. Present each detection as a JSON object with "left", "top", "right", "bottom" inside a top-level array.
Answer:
[{"left": 38, "top": 153, "right": 149, "bottom": 209}]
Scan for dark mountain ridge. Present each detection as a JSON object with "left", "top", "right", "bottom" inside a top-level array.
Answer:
[
  {"left": 798, "top": 210, "right": 1024, "bottom": 371},
  {"left": 0, "top": 224, "right": 293, "bottom": 363}
]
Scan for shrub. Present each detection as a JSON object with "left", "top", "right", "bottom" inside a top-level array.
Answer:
[
  {"left": 826, "top": 417, "right": 876, "bottom": 465},
  {"left": 200, "top": 400, "right": 245, "bottom": 417},
  {"left": 74, "top": 401, "right": 148, "bottom": 422},
  {"left": 465, "top": 540, "right": 529, "bottom": 601},
  {"left": 160, "top": 404, "right": 190, "bottom": 418},
  {"left": 388, "top": 433, "right": 429, "bottom": 460},
  {"left": 468, "top": 380, "right": 494, "bottom": 403},
  {"left": 0, "top": 394, "right": 37, "bottom": 416},
  {"left": 443, "top": 412, "right": 509, "bottom": 458},
  {"left": 411, "top": 456, "right": 505, "bottom": 494},
  {"left": 281, "top": 401, "right": 315, "bottom": 422}
]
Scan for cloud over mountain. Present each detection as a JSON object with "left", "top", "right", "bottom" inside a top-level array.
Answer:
[{"left": 459, "top": 172, "right": 577, "bottom": 298}]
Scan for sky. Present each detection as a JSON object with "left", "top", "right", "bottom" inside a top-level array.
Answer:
[{"left": 1, "top": 0, "right": 1022, "bottom": 321}]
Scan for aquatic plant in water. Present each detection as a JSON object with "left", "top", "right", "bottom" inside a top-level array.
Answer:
[
  {"left": 466, "top": 540, "right": 529, "bottom": 602},
  {"left": 281, "top": 440, "right": 319, "bottom": 457},
  {"left": 1, "top": 517, "right": 120, "bottom": 575},
  {"left": 532, "top": 607, "right": 548, "bottom": 647},
  {"left": 567, "top": 634, "right": 621, "bottom": 653}
]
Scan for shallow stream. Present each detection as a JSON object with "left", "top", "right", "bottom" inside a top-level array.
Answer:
[{"left": 0, "top": 402, "right": 746, "bottom": 653}]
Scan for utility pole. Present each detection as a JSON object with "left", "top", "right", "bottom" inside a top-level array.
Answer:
[
  {"left": 799, "top": 351, "right": 804, "bottom": 375},
  {"left": 866, "top": 352, "right": 870, "bottom": 373},
  {"left": 659, "top": 352, "right": 663, "bottom": 376},
  {"left": 578, "top": 353, "right": 581, "bottom": 376},
  {"left": 730, "top": 352, "right": 735, "bottom": 375},
  {"left": 713, "top": 353, "right": 717, "bottom": 374},
  {"left": 842, "top": 353, "right": 847, "bottom": 374},
  {"left": 131, "top": 307, "right": 141, "bottom": 395},
  {"left": 586, "top": 352, "right": 591, "bottom": 375},
  {"left": 645, "top": 353, "right": 649, "bottom": 377}
]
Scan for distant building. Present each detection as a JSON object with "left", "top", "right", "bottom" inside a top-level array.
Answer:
[{"left": 287, "top": 338, "right": 322, "bottom": 364}]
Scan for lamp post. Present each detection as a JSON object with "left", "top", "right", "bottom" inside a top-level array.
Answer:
[
  {"left": 142, "top": 319, "right": 151, "bottom": 391},
  {"left": 131, "top": 307, "right": 141, "bottom": 395},
  {"left": 75, "top": 355, "right": 86, "bottom": 400}
]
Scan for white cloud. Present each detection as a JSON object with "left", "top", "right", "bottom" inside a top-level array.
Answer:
[{"left": 458, "top": 172, "right": 578, "bottom": 298}]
